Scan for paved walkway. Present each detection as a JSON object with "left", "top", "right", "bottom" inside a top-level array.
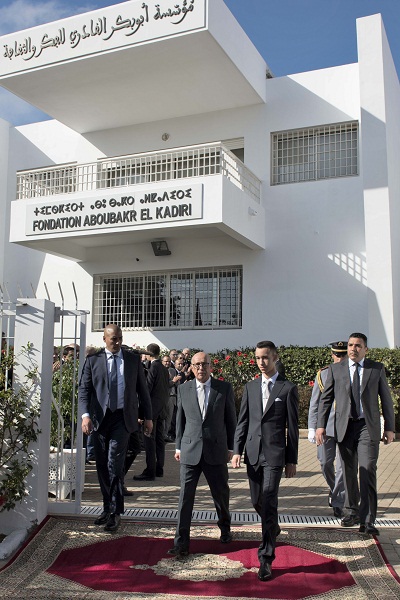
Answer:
[{"left": 80, "top": 433, "right": 400, "bottom": 576}]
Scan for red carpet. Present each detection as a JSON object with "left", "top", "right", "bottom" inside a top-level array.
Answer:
[{"left": 0, "top": 518, "right": 399, "bottom": 599}]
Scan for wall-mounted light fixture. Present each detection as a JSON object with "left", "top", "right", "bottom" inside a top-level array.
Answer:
[
  {"left": 161, "top": 133, "right": 170, "bottom": 141},
  {"left": 248, "top": 207, "right": 258, "bottom": 216},
  {"left": 151, "top": 240, "right": 171, "bottom": 256}
]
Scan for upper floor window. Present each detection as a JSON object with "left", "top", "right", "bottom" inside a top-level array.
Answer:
[
  {"left": 271, "top": 121, "right": 358, "bottom": 185},
  {"left": 93, "top": 266, "right": 242, "bottom": 331}
]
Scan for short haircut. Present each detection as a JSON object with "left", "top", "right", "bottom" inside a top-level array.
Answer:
[
  {"left": 256, "top": 340, "right": 277, "bottom": 353},
  {"left": 348, "top": 332, "right": 368, "bottom": 345}
]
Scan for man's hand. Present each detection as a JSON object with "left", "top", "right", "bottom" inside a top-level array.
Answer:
[
  {"left": 308, "top": 428, "right": 316, "bottom": 444},
  {"left": 383, "top": 430, "right": 395, "bottom": 444},
  {"left": 81, "top": 416, "right": 93, "bottom": 435},
  {"left": 285, "top": 463, "right": 296, "bottom": 478},
  {"left": 315, "top": 428, "right": 326, "bottom": 446},
  {"left": 227, "top": 450, "right": 233, "bottom": 462},
  {"left": 231, "top": 454, "right": 241, "bottom": 468},
  {"left": 174, "top": 450, "right": 181, "bottom": 462},
  {"left": 143, "top": 419, "right": 153, "bottom": 437}
]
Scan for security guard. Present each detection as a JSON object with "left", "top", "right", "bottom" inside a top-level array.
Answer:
[{"left": 308, "top": 341, "right": 347, "bottom": 517}]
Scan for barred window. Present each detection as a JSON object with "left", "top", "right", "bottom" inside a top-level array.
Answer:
[
  {"left": 93, "top": 267, "right": 242, "bottom": 331},
  {"left": 271, "top": 122, "right": 358, "bottom": 185}
]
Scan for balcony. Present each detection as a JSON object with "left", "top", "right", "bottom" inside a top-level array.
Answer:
[{"left": 10, "top": 143, "right": 265, "bottom": 260}]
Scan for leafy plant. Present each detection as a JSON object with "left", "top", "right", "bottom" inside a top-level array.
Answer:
[
  {"left": 0, "top": 343, "right": 41, "bottom": 511},
  {"left": 51, "top": 358, "right": 79, "bottom": 449}
]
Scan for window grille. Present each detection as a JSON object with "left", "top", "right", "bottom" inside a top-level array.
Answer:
[
  {"left": 93, "top": 267, "right": 242, "bottom": 331},
  {"left": 271, "top": 122, "right": 358, "bottom": 185}
]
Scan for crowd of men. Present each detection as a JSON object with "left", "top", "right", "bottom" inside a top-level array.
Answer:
[{"left": 78, "top": 326, "right": 395, "bottom": 582}]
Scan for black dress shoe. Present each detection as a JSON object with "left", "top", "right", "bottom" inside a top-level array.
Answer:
[
  {"left": 360, "top": 523, "right": 379, "bottom": 535},
  {"left": 220, "top": 532, "right": 232, "bottom": 543},
  {"left": 341, "top": 515, "right": 360, "bottom": 527},
  {"left": 94, "top": 511, "right": 109, "bottom": 525},
  {"left": 258, "top": 563, "right": 272, "bottom": 581},
  {"left": 156, "top": 469, "right": 164, "bottom": 477},
  {"left": 333, "top": 507, "right": 344, "bottom": 518},
  {"left": 133, "top": 472, "right": 155, "bottom": 481},
  {"left": 104, "top": 514, "right": 121, "bottom": 532},
  {"left": 123, "top": 486, "right": 134, "bottom": 496},
  {"left": 167, "top": 546, "right": 189, "bottom": 557}
]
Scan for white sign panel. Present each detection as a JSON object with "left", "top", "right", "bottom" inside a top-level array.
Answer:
[
  {"left": 0, "top": 0, "right": 206, "bottom": 77},
  {"left": 26, "top": 183, "right": 203, "bottom": 236}
]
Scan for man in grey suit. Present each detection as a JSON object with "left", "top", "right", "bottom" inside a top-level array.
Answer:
[
  {"left": 308, "top": 341, "right": 347, "bottom": 518},
  {"left": 232, "top": 340, "right": 299, "bottom": 582},
  {"left": 168, "top": 351, "right": 237, "bottom": 557},
  {"left": 316, "top": 332, "right": 395, "bottom": 536},
  {"left": 79, "top": 324, "right": 152, "bottom": 532}
]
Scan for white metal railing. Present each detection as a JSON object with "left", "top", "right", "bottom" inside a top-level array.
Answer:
[{"left": 16, "top": 142, "right": 261, "bottom": 203}]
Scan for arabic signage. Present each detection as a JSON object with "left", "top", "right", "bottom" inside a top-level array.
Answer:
[
  {"left": 25, "top": 183, "right": 203, "bottom": 236},
  {"left": 0, "top": 0, "right": 206, "bottom": 76}
]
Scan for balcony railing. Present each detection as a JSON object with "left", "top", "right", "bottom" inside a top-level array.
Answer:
[{"left": 16, "top": 142, "right": 261, "bottom": 203}]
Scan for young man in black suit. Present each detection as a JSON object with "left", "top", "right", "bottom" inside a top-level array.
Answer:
[
  {"left": 232, "top": 340, "right": 299, "bottom": 582},
  {"left": 79, "top": 324, "right": 152, "bottom": 532}
]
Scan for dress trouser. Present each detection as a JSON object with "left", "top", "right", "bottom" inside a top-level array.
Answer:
[
  {"left": 317, "top": 436, "right": 345, "bottom": 508},
  {"left": 144, "top": 411, "right": 165, "bottom": 475},
  {"left": 247, "top": 461, "right": 282, "bottom": 565},
  {"left": 93, "top": 408, "right": 130, "bottom": 515},
  {"left": 338, "top": 419, "right": 380, "bottom": 524},
  {"left": 174, "top": 457, "right": 231, "bottom": 549}
]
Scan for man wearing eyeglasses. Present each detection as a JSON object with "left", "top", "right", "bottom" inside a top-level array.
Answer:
[{"left": 168, "top": 351, "right": 237, "bottom": 557}]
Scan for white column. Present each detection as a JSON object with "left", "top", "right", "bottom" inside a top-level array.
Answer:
[{"left": 0, "top": 299, "right": 55, "bottom": 534}]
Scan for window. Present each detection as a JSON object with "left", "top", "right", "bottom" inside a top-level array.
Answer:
[
  {"left": 93, "top": 267, "right": 242, "bottom": 331},
  {"left": 271, "top": 122, "right": 358, "bottom": 185}
]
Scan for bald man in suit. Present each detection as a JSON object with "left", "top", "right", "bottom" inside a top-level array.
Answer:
[
  {"left": 79, "top": 324, "right": 152, "bottom": 532},
  {"left": 168, "top": 352, "right": 237, "bottom": 557}
]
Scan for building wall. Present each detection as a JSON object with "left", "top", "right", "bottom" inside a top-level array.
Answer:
[{"left": 2, "top": 15, "right": 399, "bottom": 351}]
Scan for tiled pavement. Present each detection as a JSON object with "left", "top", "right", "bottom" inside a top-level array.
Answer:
[{"left": 80, "top": 433, "right": 400, "bottom": 576}]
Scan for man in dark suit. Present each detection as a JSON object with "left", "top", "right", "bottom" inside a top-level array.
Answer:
[
  {"left": 232, "top": 340, "right": 299, "bottom": 582},
  {"left": 79, "top": 324, "right": 152, "bottom": 532},
  {"left": 316, "top": 332, "right": 395, "bottom": 536},
  {"left": 134, "top": 343, "right": 170, "bottom": 480},
  {"left": 168, "top": 351, "right": 237, "bottom": 557}
]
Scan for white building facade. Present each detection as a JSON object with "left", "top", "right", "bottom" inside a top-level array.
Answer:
[{"left": 0, "top": 0, "right": 399, "bottom": 350}]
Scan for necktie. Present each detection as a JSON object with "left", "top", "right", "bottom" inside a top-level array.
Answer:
[
  {"left": 109, "top": 354, "right": 118, "bottom": 412},
  {"left": 351, "top": 362, "right": 361, "bottom": 419},
  {"left": 262, "top": 380, "right": 273, "bottom": 412},
  {"left": 198, "top": 383, "right": 206, "bottom": 419}
]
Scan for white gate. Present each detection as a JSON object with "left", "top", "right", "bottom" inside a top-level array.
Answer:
[{"left": 0, "top": 284, "right": 89, "bottom": 533}]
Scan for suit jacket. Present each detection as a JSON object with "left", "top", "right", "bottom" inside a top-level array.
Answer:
[
  {"left": 234, "top": 375, "right": 299, "bottom": 468},
  {"left": 78, "top": 348, "right": 152, "bottom": 433},
  {"left": 146, "top": 358, "right": 170, "bottom": 417},
  {"left": 317, "top": 357, "right": 395, "bottom": 442},
  {"left": 176, "top": 377, "right": 237, "bottom": 466},
  {"left": 308, "top": 367, "right": 336, "bottom": 437}
]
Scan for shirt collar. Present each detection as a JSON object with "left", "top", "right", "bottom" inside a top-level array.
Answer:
[
  {"left": 262, "top": 372, "right": 279, "bottom": 385},
  {"left": 105, "top": 349, "right": 122, "bottom": 359},
  {"left": 196, "top": 377, "right": 211, "bottom": 389},
  {"left": 349, "top": 358, "right": 365, "bottom": 368}
]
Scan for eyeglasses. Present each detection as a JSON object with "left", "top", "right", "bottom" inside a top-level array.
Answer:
[{"left": 191, "top": 362, "right": 210, "bottom": 369}]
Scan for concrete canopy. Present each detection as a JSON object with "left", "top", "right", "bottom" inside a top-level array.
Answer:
[{"left": 0, "top": 0, "right": 268, "bottom": 133}]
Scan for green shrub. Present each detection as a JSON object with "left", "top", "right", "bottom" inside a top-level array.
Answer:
[{"left": 207, "top": 346, "right": 400, "bottom": 429}]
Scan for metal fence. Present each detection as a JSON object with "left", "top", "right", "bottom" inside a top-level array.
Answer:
[{"left": 16, "top": 142, "right": 261, "bottom": 203}]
